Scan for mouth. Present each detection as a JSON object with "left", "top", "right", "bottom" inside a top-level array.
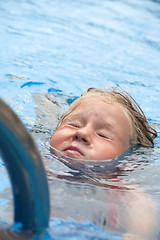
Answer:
[{"left": 64, "top": 146, "right": 84, "bottom": 158}]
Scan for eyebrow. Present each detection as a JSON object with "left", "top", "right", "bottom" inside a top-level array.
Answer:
[
  {"left": 63, "top": 114, "right": 81, "bottom": 123},
  {"left": 99, "top": 121, "right": 118, "bottom": 136}
]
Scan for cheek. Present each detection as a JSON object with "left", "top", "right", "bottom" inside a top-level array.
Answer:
[
  {"left": 50, "top": 131, "right": 62, "bottom": 148},
  {"left": 50, "top": 128, "right": 71, "bottom": 148},
  {"left": 92, "top": 142, "right": 121, "bottom": 160},
  {"left": 88, "top": 142, "right": 109, "bottom": 160}
]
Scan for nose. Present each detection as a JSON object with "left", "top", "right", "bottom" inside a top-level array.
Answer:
[{"left": 73, "top": 127, "right": 91, "bottom": 144}]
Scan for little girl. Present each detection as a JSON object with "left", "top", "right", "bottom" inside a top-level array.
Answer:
[
  {"left": 49, "top": 87, "right": 158, "bottom": 238},
  {"left": 50, "top": 87, "right": 157, "bottom": 160}
]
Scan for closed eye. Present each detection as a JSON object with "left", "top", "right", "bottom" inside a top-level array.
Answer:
[
  {"left": 67, "top": 123, "right": 81, "bottom": 128},
  {"left": 97, "top": 130, "right": 114, "bottom": 140},
  {"left": 98, "top": 133, "right": 110, "bottom": 139}
]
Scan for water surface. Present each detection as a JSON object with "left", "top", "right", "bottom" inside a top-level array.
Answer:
[{"left": 0, "top": 0, "right": 160, "bottom": 239}]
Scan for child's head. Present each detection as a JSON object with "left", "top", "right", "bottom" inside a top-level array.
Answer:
[{"left": 50, "top": 87, "right": 157, "bottom": 160}]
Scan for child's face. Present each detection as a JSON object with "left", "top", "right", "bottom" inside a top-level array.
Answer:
[{"left": 50, "top": 98, "right": 132, "bottom": 160}]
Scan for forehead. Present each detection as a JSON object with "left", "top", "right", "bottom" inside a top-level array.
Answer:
[
  {"left": 68, "top": 97, "right": 105, "bottom": 115},
  {"left": 70, "top": 95, "right": 112, "bottom": 112},
  {"left": 66, "top": 97, "right": 128, "bottom": 120},
  {"left": 74, "top": 98, "right": 110, "bottom": 112}
]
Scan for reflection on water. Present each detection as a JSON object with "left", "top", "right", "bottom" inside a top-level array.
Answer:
[
  {"left": 0, "top": 0, "right": 160, "bottom": 239},
  {"left": 43, "top": 142, "right": 159, "bottom": 238}
]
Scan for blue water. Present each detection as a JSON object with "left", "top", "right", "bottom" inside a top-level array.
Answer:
[{"left": 0, "top": 0, "right": 160, "bottom": 239}]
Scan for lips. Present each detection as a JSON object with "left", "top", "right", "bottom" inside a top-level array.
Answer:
[{"left": 64, "top": 146, "right": 83, "bottom": 158}]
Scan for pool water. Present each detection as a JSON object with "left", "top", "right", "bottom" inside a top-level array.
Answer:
[{"left": 0, "top": 0, "right": 160, "bottom": 239}]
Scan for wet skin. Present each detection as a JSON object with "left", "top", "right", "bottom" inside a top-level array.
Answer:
[{"left": 50, "top": 98, "right": 132, "bottom": 160}]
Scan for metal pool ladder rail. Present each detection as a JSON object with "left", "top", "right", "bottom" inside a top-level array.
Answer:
[{"left": 0, "top": 99, "right": 50, "bottom": 239}]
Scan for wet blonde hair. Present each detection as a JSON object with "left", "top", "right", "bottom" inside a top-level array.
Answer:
[{"left": 59, "top": 86, "right": 157, "bottom": 147}]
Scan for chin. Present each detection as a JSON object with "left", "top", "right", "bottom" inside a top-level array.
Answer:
[{"left": 65, "top": 153, "right": 84, "bottom": 160}]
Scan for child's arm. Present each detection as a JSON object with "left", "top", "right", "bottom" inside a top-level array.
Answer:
[{"left": 120, "top": 188, "right": 158, "bottom": 240}]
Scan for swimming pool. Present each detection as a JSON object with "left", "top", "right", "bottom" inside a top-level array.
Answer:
[{"left": 0, "top": 0, "right": 160, "bottom": 239}]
